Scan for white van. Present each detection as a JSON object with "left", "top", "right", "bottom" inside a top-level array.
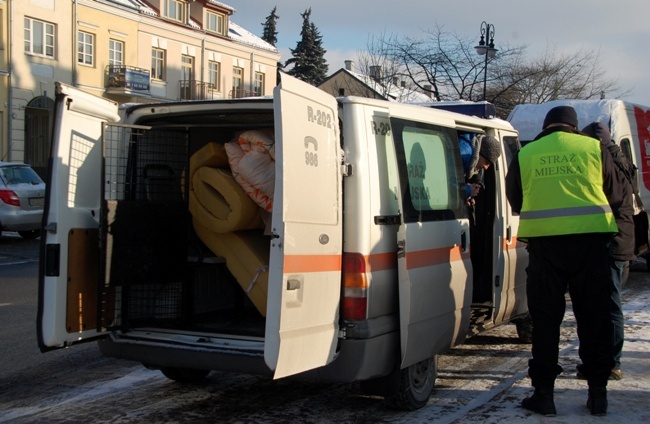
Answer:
[
  {"left": 38, "top": 74, "right": 529, "bottom": 410},
  {"left": 508, "top": 99, "right": 650, "bottom": 262}
]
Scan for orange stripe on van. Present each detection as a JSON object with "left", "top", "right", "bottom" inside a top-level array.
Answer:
[
  {"left": 406, "top": 245, "right": 469, "bottom": 269},
  {"left": 284, "top": 254, "right": 342, "bottom": 273}
]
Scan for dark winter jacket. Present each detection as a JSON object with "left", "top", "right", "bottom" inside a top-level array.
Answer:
[
  {"left": 505, "top": 124, "right": 624, "bottom": 244},
  {"left": 582, "top": 122, "right": 636, "bottom": 261}
]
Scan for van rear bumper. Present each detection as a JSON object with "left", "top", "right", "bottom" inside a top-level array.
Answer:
[
  {"left": 97, "top": 316, "right": 400, "bottom": 383},
  {"left": 97, "top": 334, "right": 273, "bottom": 377}
]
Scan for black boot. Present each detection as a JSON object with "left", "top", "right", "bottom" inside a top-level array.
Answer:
[
  {"left": 587, "top": 387, "right": 607, "bottom": 416},
  {"left": 522, "top": 389, "right": 557, "bottom": 416}
]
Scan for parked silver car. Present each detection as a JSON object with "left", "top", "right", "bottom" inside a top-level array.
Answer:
[{"left": 0, "top": 162, "right": 46, "bottom": 239}]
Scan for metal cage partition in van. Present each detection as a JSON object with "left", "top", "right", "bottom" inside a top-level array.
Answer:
[{"left": 100, "top": 124, "right": 190, "bottom": 331}]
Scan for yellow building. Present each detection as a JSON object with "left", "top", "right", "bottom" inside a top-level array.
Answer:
[{"left": 3, "top": 0, "right": 279, "bottom": 177}]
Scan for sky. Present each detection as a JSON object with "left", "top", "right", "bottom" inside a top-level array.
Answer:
[{"left": 227, "top": 0, "right": 650, "bottom": 105}]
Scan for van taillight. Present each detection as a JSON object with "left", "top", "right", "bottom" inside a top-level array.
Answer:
[
  {"left": 342, "top": 252, "right": 368, "bottom": 320},
  {"left": 0, "top": 190, "right": 20, "bottom": 207}
]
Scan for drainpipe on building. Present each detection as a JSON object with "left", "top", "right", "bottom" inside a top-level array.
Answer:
[
  {"left": 250, "top": 51, "right": 255, "bottom": 94},
  {"left": 201, "top": 35, "right": 205, "bottom": 95},
  {"left": 72, "top": 0, "right": 77, "bottom": 86},
  {"left": 5, "top": 0, "right": 14, "bottom": 161}
]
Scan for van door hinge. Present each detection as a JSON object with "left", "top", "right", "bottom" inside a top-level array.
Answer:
[
  {"left": 45, "top": 222, "right": 57, "bottom": 234},
  {"left": 338, "top": 327, "right": 346, "bottom": 338},
  {"left": 341, "top": 163, "right": 352, "bottom": 176}
]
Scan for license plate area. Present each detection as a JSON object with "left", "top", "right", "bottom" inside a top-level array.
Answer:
[{"left": 29, "top": 197, "right": 44, "bottom": 207}]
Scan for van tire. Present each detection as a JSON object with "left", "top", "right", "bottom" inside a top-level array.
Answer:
[
  {"left": 384, "top": 356, "right": 437, "bottom": 411},
  {"left": 160, "top": 367, "right": 210, "bottom": 383},
  {"left": 515, "top": 315, "right": 533, "bottom": 343}
]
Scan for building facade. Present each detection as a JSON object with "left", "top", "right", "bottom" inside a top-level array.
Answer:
[{"left": 2, "top": 0, "right": 279, "bottom": 177}]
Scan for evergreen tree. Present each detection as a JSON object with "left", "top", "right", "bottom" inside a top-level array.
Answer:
[
  {"left": 284, "top": 8, "right": 328, "bottom": 86},
  {"left": 261, "top": 6, "right": 282, "bottom": 84},
  {"left": 261, "top": 6, "right": 279, "bottom": 47}
]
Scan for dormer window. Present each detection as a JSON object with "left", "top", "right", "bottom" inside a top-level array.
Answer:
[
  {"left": 205, "top": 10, "right": 226, "bottom": 35},
  {"left": 164, "top": 0, "right": 185, "bottom": 23}
]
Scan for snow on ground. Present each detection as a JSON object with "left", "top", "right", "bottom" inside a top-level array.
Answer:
[{"left": 400, "top": 265, "right": 650, "bottom": 424}]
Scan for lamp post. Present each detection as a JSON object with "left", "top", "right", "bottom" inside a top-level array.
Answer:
[{"left": 475, "top": 22, "right": 497, "bottom": 101}]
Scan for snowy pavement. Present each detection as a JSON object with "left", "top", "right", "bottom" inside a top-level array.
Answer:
[{"left": 401, "top": 264, "right": 650, "bottom": 424}]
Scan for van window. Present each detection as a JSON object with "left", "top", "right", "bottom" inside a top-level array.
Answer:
[
  {"left": 503, "top": 135, "right": 521, "bottom": 166},
  {"left": 391, "top": 118, "right": 466, "bottom": 222}
]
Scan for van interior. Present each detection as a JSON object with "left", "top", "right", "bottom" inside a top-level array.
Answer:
[{"left": 93, "top": 109, "right": 276, "bottom": 340}]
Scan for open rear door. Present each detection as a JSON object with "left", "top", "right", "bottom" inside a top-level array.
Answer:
[
  {"left": 38, "top": 83, "right": 120, "bottom": 351},
  {"left": 390, "top": 119, "right": 473, "bottom": 368},
  {"left": 264, "top": 74, "right": 342, "bottom": 378}
]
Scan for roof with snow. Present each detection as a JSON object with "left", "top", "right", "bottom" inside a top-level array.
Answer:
[
  {"left": 228, "top": 21, "right": 277, "bottom": 53},
  {"left": 323, "top": 68, "right": 433, "bottom": 103},
  {"left": 103, "top": 0, "right": 277, "bottom": 53}
]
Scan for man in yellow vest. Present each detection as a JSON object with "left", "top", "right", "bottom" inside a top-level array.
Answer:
[{"left": 506, "top": 106, "right": 623, "bottom": 417}]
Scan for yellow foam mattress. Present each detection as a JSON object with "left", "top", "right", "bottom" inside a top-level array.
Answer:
[
  {"left": 193, "top": 218, "right": 270, "bottom": 316},
  {"left": 190, "top": 142, "right": 230, "bottom": 178},
  {"left": 189, "top": 167, "right": 263, "bottom": 233}
]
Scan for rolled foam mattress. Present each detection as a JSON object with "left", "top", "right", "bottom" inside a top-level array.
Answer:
[
  {"left": 189, "top": 167, "right": 263, "bottom": 233},
  {"left": 190, "top": 142, "right": 230, "bottom": 177}
]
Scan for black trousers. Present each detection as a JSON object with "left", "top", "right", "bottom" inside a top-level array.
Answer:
[{"left": 526, "top": 233, "right": 614, "bottom": 389}]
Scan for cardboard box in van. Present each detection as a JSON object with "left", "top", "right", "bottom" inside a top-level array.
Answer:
[
  {"left": 38, "top": 73, "right": 529, "bottom": 410},
  {"left": 508, "top": 99, "right": 650, "bottom": 260}
]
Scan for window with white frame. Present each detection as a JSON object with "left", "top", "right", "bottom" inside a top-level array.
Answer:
[
  {"left": 180, "top": 55, "right": 194, "bottom": 99},
  {"left": 77, "top": 31, "right": 94, "bottom": 66},
  {"left": 232, "top": 67, "right": 243, "bottom": 98},
  {"left": 164, "top": 0, "right": 185, "bottom": 22},
  {"left": 205, "top": 10, "right": 225, "bottom": 35},
  {"left": 109, "top": 39, "right": 124, "bottom": 66},
  {"left": 151, "top": 48, "right": 166, "bottom": 80},
  {"left": 181, "top": 55, "right": 193, "bottom": 81},
  {"left": 254, "top": 72, "right": 265, "bottom": 96},
  {"left": 208, "top": 61, "right": 221, "bottom": 91},
  {"left": 24, "top": 17, "right": 55, "bottom": 58}
]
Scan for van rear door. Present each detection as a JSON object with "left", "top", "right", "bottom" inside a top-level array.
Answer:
[
  {"left": 390, "top": 118, "right": 473, "bottom": 368},
  {"left": 38, "top": 83, "right": 120, "bottom": 350},
  {"left": 264, "top": 74, "right": 343, "bottom": 378}
]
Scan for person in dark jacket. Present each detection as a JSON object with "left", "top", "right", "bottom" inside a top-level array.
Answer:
[
  {"left": 580, "top": 122, "right": 634, "bottom": 381},
  {"left": 506, "top": 106, "right": 624, "bottom": 417}
]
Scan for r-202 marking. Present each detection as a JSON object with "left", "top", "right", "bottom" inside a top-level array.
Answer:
[
  {"left": 307, "top": 106, "right": 332, "bottom": 129},
  {"left": 371, "top": 119, "right": 391, "bottom": 136}
]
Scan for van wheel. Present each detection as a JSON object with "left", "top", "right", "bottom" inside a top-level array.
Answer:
[
  {"left": 515, "top": 315, "right": 533, "bottom": 343},
  {"left": 160, "top": 367, "right": 210, "bottom": 383},
  {"left": 384, "top": 356, "right": 437, "bottom": 411}
]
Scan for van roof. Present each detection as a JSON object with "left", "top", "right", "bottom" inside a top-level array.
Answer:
[
  {"left": 507, "top": 99, "right": 632, "bottom": 142},
  {"left": 340, "top": 96, "right": 516, "bottom": 132}
]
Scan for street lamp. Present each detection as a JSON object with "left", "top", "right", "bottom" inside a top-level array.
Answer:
[{"left": 475, "top": 22, "right": 497, "bottom": 101}]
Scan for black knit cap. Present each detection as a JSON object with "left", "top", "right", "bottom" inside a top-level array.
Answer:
[
  {"left": 543, "top": 106, "right": 579, "bottom": 129},
  {"left": 479, "top": 135, "right": 501, "bottom": 164}
]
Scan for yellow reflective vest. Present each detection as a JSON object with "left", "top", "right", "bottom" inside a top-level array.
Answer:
[{"left": 517, "top": 131, "right": 618, "bottom": 238}]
